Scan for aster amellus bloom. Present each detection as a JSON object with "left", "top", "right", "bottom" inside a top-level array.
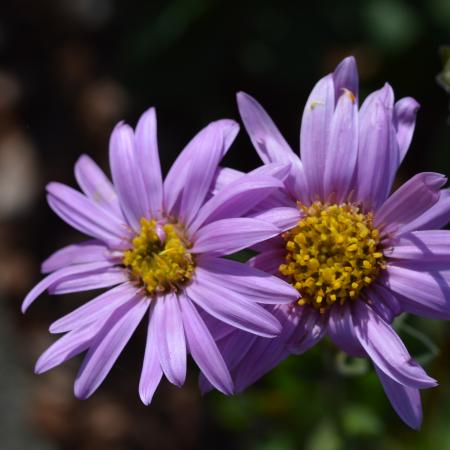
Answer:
[
  {"left": 208, "top": 57, "right": 449, "bottom": 428},
  {"left": 23, "top": 109, "right": 299, "bottom": 403}
]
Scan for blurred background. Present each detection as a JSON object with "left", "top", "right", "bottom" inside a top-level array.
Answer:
[{"left": 1, "top": 0, "right": 450, "bottom": 449}]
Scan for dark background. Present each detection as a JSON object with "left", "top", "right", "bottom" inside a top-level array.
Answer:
[{"left": 1, "top": 1, "right": 450, "bottom": 449}]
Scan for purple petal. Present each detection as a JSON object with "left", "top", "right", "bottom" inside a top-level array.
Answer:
[
  {"left": 164, "top": 120, "right": 239, "bottom": 217},
  {"left": 180, "top": 294, "right": 233, "bottom": 395},
  {"left": 49, "top": 266, "right": 127, "bottom": 295},
  {"left": 109, "top": 123, "right": 149, "bottom": 230},
  {"left": 287, "top": 307, "right": 326, "bottom": 355},
  {"left": 399, "top": 188, "right": 450, "bottom": 233},
  {"left": 248, "top": 249, "right": 286, "bottom": 275},
  {"left": 192, "top": 218, "right": 280, "bottom": 257},
  {"left": 179, "top": 121, "right": 239, "bottom": 226},
  {"left": 363, "top": 285, "right": 399, "bottom": 323},
  {"left": 386, "top": 265, "right": 450, "bottom": 320},
  {"left": 153, "top": 293, "right": 187, "bottom": 387},
  {"left": 74, "top": 295, "right": 148, "bottom": 399},
  {"left": 237, "top": 92, "right": 300, "bottom": 167},
  {"left": 210, "top": 167, "right": 244, "bottom": 196},
  {"left": 375, "top": 365, "right": 422, "bottom": 430},
  {"left": 323, "top": 89, "right": 358, "bottom": 202},
  {"left": 196, "top": 256, "right": 298, "bottom": 304},
  {"left": 234, "top": 306, "right": 296, "bottom": 392},
  {"left": 47, "top": 183, "right": 129, "bottom": 248},
  {"left": 332, "top": 56, "right": 359, "bottom": 102},
  {"left": 249, "top": 206, "right": 301, "bottom": 232},
  {"left": 139, "top": 304, "right": 163, "bottom": 405},
  {"left": 387, "top": 230, "right": 450, "bottom": 267},
  {"left": 374, "top": 172, "right": 446, "bottom": 235},
  {"left": 49, "top": 283, "right": 137, "bottom": 333},
  {"left": 353, "top": 301, "right": 437, "bottom": 389},
  {"left": 42, "top": 240, "right": 114, "bottom": 274},
  {"left": 186, "top": 276, "right": 281, "bottom": 337},
  {"left": 300, "top": 74, "right": 335, "bottom": 198},
  {"left": 22, "top": 261, "right": 114, "bottom": 313},
  {"left": 327, "top": 303, "right": 365, "bottom": 356},
  {"left": 199, "top": 310, "right": 235, "bottom": 341},
  {"left": 394, "top": 97, "right": 420, "bottom": 163},
  {"left": 135, "top": 107, "right": 163, "bottom": 219},
  {"left": 189, "top": 172, "right": 284, "bottom": 233},
  {"left": 356, "top": 84, "right": 400, "bottom": 209},
  {"left": 74, "top": 154, "right": 122, "bottom": 217},
  {"left": 35, "top": 320, "right": 106, "bottom": 374}
]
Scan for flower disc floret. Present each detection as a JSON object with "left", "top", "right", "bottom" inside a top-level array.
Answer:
[
  {"left": 123, "top": 218, "right": 195, "bottom": 295},
  {"left": 279, "top": 202, "right": 385, "bottom": 312}
]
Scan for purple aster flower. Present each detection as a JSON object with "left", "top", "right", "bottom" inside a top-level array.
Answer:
[
  {"left": 206, "top": 57, "right": 448, "bottom": 429},
  {"left": 23, "top": 108, "right": 299, "bottom": 403}
]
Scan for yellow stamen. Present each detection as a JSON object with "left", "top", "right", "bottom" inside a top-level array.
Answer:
[
  {"left": 280, "top": 202, "right": 385, "bottom": 312},
  {"left": 123, "top": 218, "right": 195, "bottom": 295}
]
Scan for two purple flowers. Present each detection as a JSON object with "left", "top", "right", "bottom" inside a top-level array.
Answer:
[{"left": 24, "top": 57, "right": 450, "bottom": 430}]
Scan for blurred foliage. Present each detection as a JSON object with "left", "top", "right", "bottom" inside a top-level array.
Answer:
[{"left": 0, "top": 0, "right": 450, "bottom": 450}]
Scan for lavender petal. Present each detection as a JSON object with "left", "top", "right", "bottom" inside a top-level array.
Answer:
[
  {"left": 353, "top": 301, "right": 437, "bottom": 389},
  {"left": 139, "top": 304, "right": 163, "bottom": 405},
  {"left": 42, "top": 240, "right": 114, "bottom": 274},
  {"left": 180, "top": 293, "right": 233, "bottom": 395},
  {"left": 192, "top": 218, "right": 280, "bottom": 257},
  {"left": 74, "top": 154, "right": 122, "bottom": 217},
  {"left": 186, "top": 277, "right": 282, "bottom": 337},
  {"left": 135, "top": 107, "right": 163, "bottom": 219},
  {"left": 74, "top": 295, "right": 148, "bottom": 399},
  {"left": 394, "top": 97, "right": 420, "bottom": 163},
  {"left": 154, "top": 293, "right": 187, "bottom": 387},
  {"left": 374, "top": 172, "right": 446, "bottom": 234},
  {"left": 49, "top": 283, "right": 137, "bottom": 333},
  {"left": 375, "top": 365, "right": 422, "bottom": 430}
]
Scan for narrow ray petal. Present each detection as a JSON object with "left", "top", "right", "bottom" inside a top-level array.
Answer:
[
  {"left": 35, "top": 320, "right": 106, "bottom": 374},
  {"left": 22, "top": 261, "right": 114, "bottom": 312},
  {"left": 327, "top": 303, "right": 365, "bottom": 356},
  {"left": 42, "top": 240, "right": 114, "bottom": 273},
  {"left": 192, "top": 218, "right": 280, "bottom": 257},
  {"left": 300, "top": 74, "right": 335, "bottom": 198},
  {"left": 323, "top": 89, "right": 358, "bottom": 202},
  {"left": 135, "top": 107, "right": 163, "bottom": 218},
  {"left": 353, "top": 301, "right": 437, "bottom": 389},
  {"left": 196, "top": 256, "right": 298, "bottom": 303},
  {"left": 186, "top": 277, "right": 281, "bottom": 337},
  {"left": 164, "top": 120, "right": 238, "bottom": 217},
  {"left": 332, "top": 56, "right": 359, "bottom": 102},
  {"left": 153, "top": 293, "right": 187, "bottom": 387},
  {"left": 189, "top": 173, "right": 284, "bottom": 233},
  {"left": 237, "top": 91, "right": 299, "bottom": 166},
  {"left": 74, "top": 295, "right": 148, "bottom": 399},
  {"left": 49, "top": 283, "right": 137, "bottom": 333},
  {"left": 180, "top": 294, "right": 233, "bottom": 395},
  {"left": 47, "top": 183, "right": 128, "bottom": 246},
  {"left": 356, "top": 84, "right": 399, "bottom": 209},
  {"left": 375, "top": 366, "right": 422, "bottom": 430},
  {"left": 109, "top": 122, "right": 149, "bottom": 230},
  {"left": 399, "top": 188, "right": 450, "bottom": 233},
  {"left": 139, "top": 304, "right": 163, "bottom": 405},
  {"left": 386, "top": 265, "right": 450, "bottom": 319},
  {"left": 49, "top": 267, "right": 127, "bottom": 295},
  {"left": 375, "top": 172, "right": 446, "bottom": 234},
  {"left": 74, "top": 154, "right": 122, "bottom": 217},
  {"left": 394, "top": 97, "right": 420, "bottom": 162}
]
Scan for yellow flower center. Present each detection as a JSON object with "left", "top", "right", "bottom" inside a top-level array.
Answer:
[
  {"left": 123, "top": 218, "right": 195, "bottom": 295},
  {"left": 279, "top": 202, "right": 385, "bottom": 313}
]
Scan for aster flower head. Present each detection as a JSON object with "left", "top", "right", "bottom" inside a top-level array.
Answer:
[
  {"left": 212, "top": 56, "right": 449, "bottom": 429},
  {"left": 23, "top": 108, "right": 299, "bottom": 403}
]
